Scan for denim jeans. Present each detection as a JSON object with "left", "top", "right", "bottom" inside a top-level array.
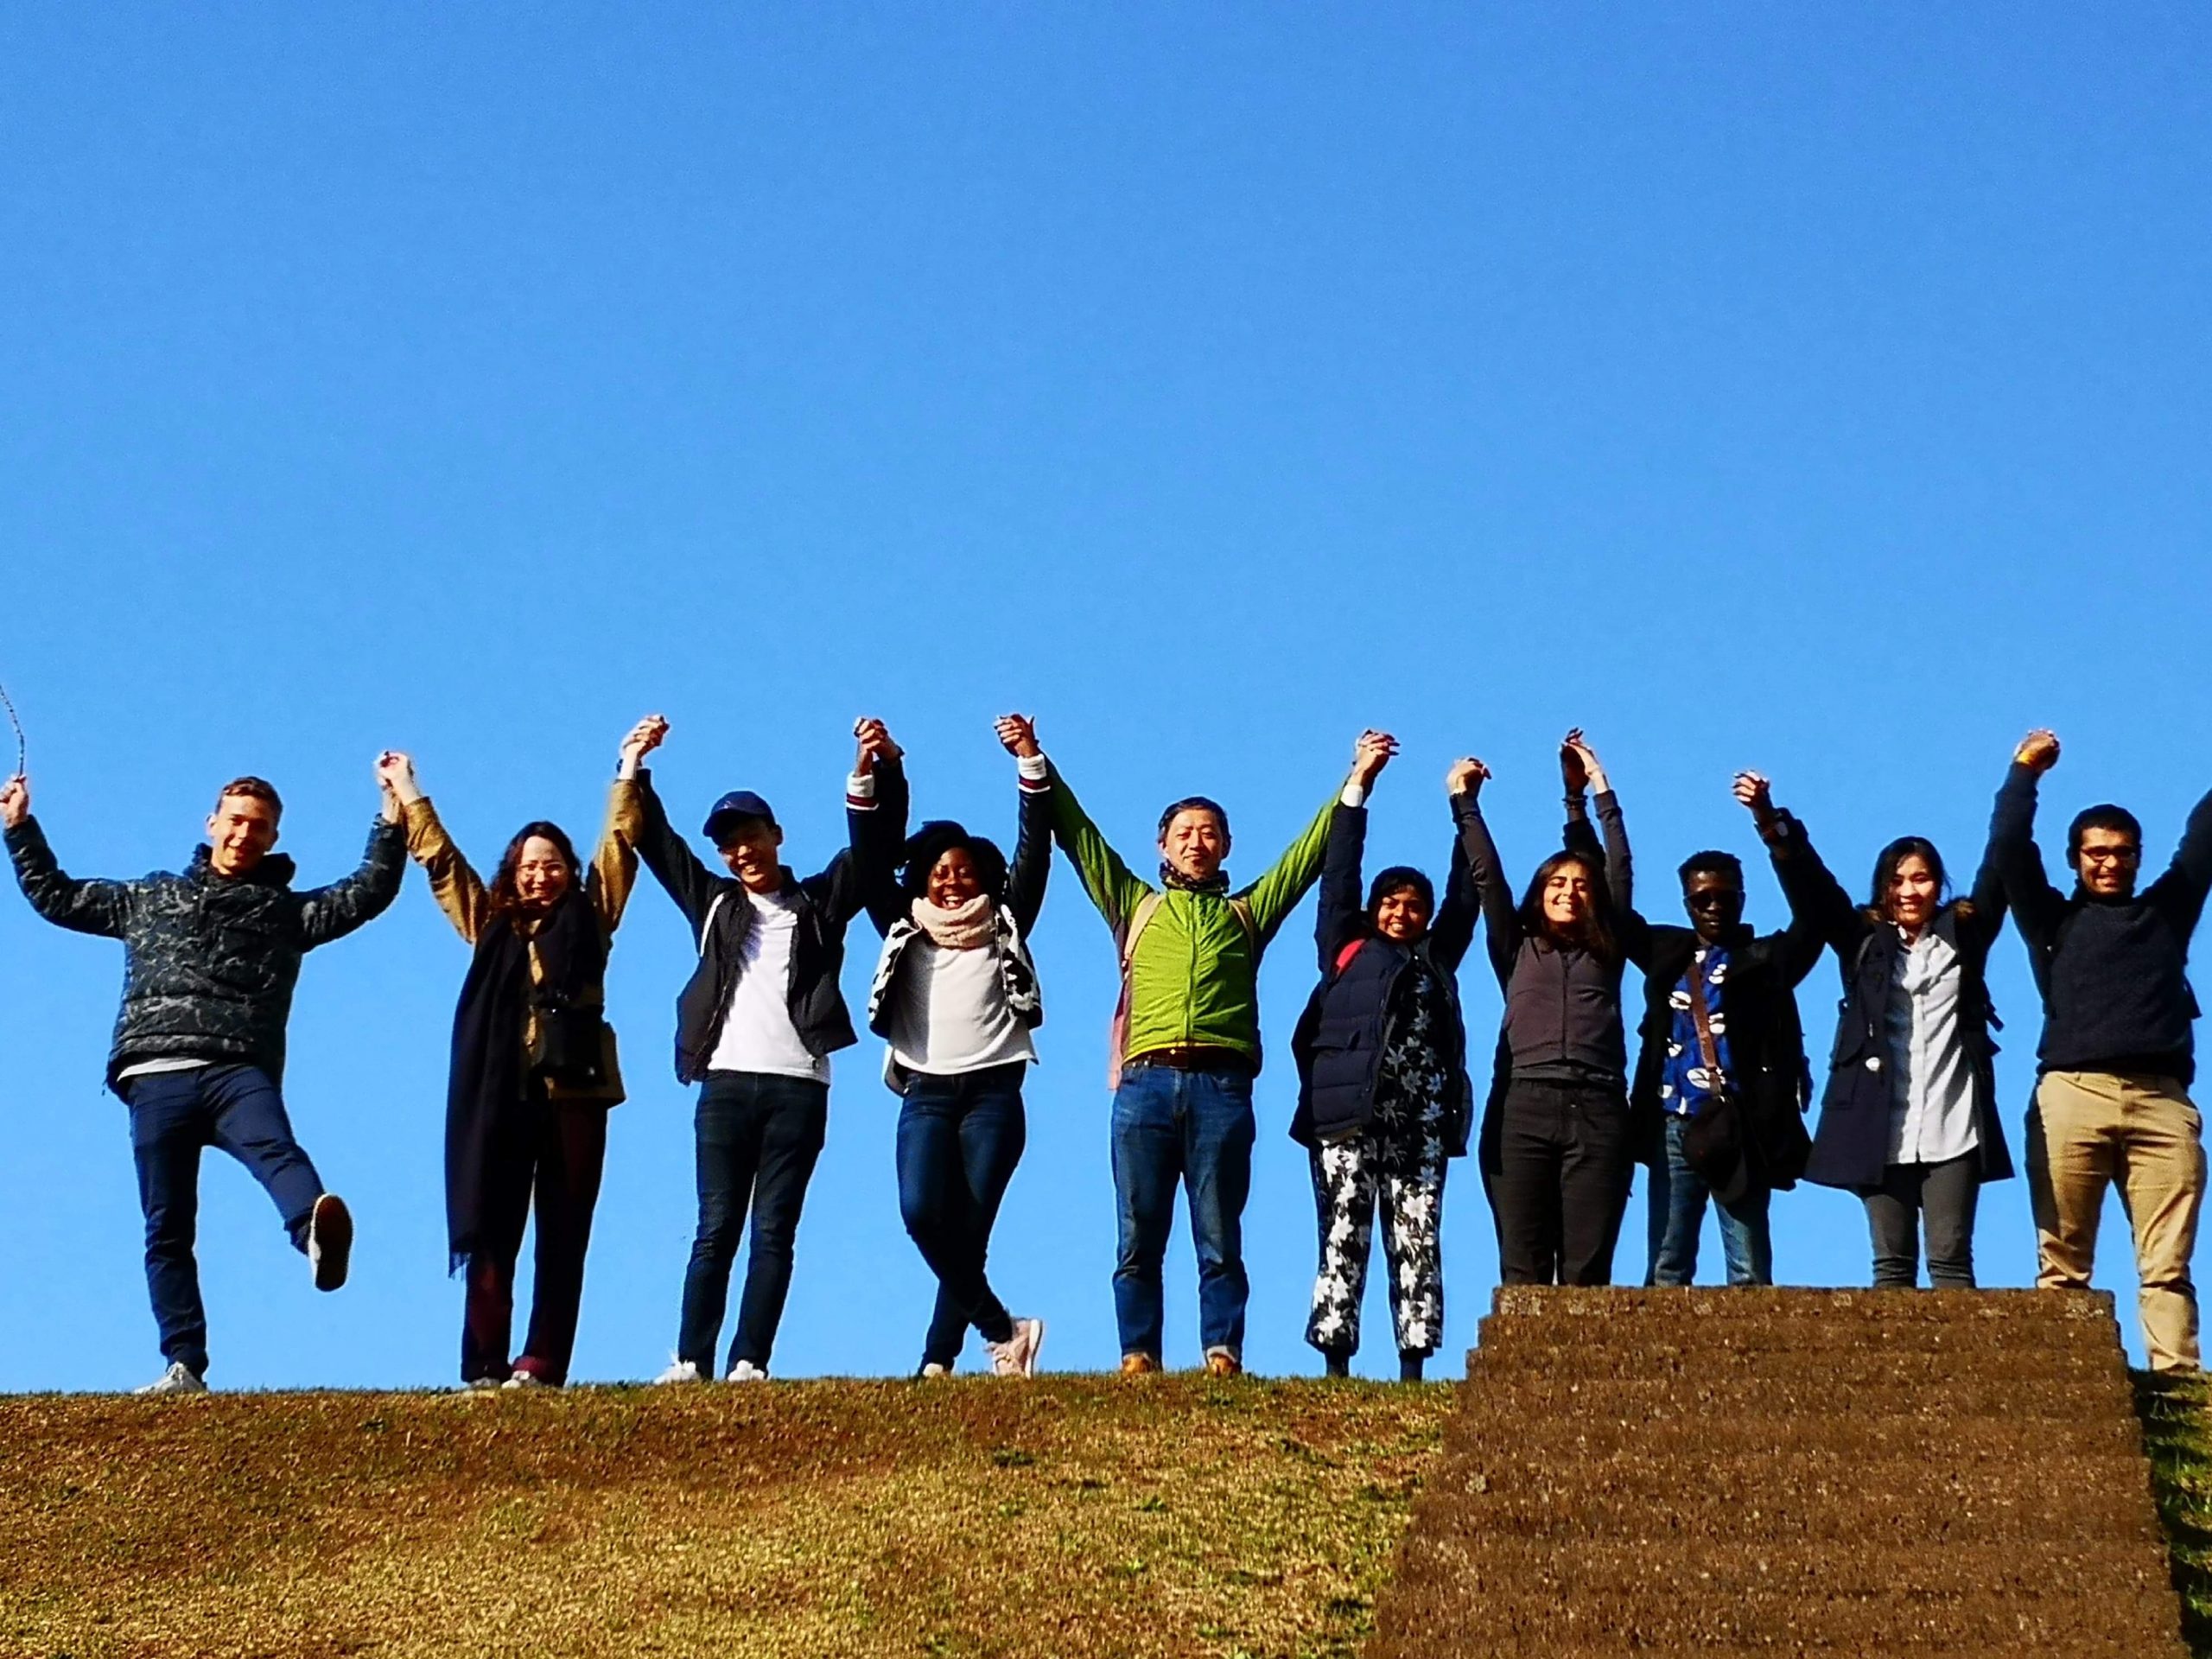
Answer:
[
  {"left": 1109, "top": 1063, "right": 1255, "bottom": 1363},
  {"left": 677, "top": 1071, "right": 829, "bottom": 1375},
  {"left": 896, "top": 1062, "right": 1027, "bottom": 1365},
  {"left": 1645, "top": 1112, "right": 1773, "bottom": 1287},
  {"left": 124, "top": 1064, "right": 326, "bottom": 1380},
  {"left": 1865, "top": 1153, "right": 1980, "bottom": 1289}
]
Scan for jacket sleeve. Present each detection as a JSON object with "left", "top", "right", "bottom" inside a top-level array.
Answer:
[
  {"left": 1241, "top": 791, "right": 1336, "bottom": 947},
  {"left": 1045, "top": 759, "right": 1154, "bottom": 938},
  {"left": 1991, "top": 761, "right": 2066, "bottom": 951},
  {"left": 401, "top": 797, "right": 491, "bottom": 944},
  {"left": 1313, "top": 802, "right": 1368, "bottom": 972},
  {"left": 1758, "top": 814, "right": 1834, "bottom": 986},
  {"left": 855, "top": 757, "right": 910, "bottom": 938},
  {"left": 1005, "top": 764, "right": 1054, "bottom": 937},
  {"left": 1763, "top": 810, "right": 1863, "bottom": 958},
  {"left": 1453, "top": 791, "right": 1521, "bottom": 989},
  {"left": 1563, "top": 791, "right": 1604, "bottom": 864},
  {"left": 1593, "top": 789, "right": 1651, "bottom": 968},
  {"left": 2145, "top": 783, "right": 2212, "bottom": 939},
  {"left": 1428, "top": 810, "right": 1479, "bottom": 974},
  {"left": 297, "top": 818, "right": 407, "bottom": 948},
  {"left": 588, "top": 777, "right": 645, "bottom": 938},
  {"left": 3, "top": 817, "right": 131, "bottom": 938},
  {"left": 1956, "top": 809, "right": 2012, "bottom": 957},
  {"left": 629, "top": 769, "right": 721, "bottom": 935}
]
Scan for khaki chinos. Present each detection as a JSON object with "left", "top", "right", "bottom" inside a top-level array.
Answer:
[{"left": 2028, "top": 1068, "right": 2207, "bottom": 1371}]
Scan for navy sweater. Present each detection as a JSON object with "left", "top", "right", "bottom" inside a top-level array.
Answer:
[{"left": 1993, "top": 763, "right": 2212, "bottom": 1084}]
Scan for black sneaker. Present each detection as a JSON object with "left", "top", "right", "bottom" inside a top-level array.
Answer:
[{"left": 308, "top": 1192, "right": 353, "bottom": 1292}]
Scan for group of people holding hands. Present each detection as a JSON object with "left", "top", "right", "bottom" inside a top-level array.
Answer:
[{"left": 3, "top": 715, "right": 2205, "bottom": 1394}]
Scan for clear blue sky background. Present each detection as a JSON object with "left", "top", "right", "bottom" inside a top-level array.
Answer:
[{"left": 2, "top": 8, "right": 2208, "bottom": 1390}]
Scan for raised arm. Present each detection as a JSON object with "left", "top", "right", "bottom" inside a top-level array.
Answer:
[
  {"left": 588, "top": 718, "right": 662, "bottom": 937},
  {"left": 1567, "top": 734, "right": 1648, "bottom": 964},
  {"left": 625, "top": 716, "right": 725, "bottom": 937},
  {"left": 380, "top": 752, "right": 491, "bottom": 944},
  {"left": 1429, "top": 784, "right": 1479, "bottom": 974},
  {"left": 1309, "top": 730, "right": 1395, "bottom": 968},
  {"left": 998, "top": 715, "right": 1053, "bottom": 937},
  {"left": 1560, "top": 734, "right": 1604, "bottom": 866},
  {"left": 823, "top": 718, "right": 901, "bottom": 927},
  {"left": 1, "top": 776, "right": 131, "bottom": 938},
  {"left": 1449, "top": 759, "right": 1520, "bottom": 988},
  {"left": 296, "top": 765, "right": 407, "bottom": 948},
  {"left": 1044, "top": 753, "right": 1154, "bottom": 938},
  {"left": 2145, "top": 779, "right": 2212, "bottom": 940},
  {"left": 1992, "top": 730, "right": 2068, "bottom": 950},
  {"left": 1736, "top": 772, "right": 1832, "bottom": 984}
]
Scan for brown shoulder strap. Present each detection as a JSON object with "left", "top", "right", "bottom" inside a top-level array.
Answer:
[{"left": 1685, "top": 950, "right": 1725, "bottom": 1082}]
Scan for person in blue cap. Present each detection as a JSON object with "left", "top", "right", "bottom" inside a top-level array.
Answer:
[{"left": 620, "top": 712, "right": 906, "bottom": 1382}]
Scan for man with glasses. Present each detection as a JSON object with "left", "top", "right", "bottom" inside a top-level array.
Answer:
[{"left": 1998, "top": 729, "right": 2212, "bottom": 1371}]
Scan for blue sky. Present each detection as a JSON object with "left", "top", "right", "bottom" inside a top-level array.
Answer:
[{"left": 2, "top": 7, "right": 2208, "bottom": 1389}]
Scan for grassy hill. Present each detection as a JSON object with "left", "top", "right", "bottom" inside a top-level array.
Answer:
[{"left": 7, "top": 1369, "right": 2211, "bottom": 1659}]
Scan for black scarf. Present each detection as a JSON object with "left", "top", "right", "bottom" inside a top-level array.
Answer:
[
  {"left": 1160, "top": 864, "right": 1231, "bottom": 894},
  {"left": 445, "top": 889, "right": 606, "bottom": 1272}
]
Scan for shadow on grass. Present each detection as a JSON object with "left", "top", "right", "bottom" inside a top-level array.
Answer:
[{"left": 2135, "top": 1370, "right": 2212, "bottom": 1658}]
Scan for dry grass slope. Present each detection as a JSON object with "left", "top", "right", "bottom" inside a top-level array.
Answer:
[{"left": 0, "top": 1376, "right": 1449, "bottom": 1659}]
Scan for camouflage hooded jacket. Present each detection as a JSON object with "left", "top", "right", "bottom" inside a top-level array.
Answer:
[{"left": 4, "top": 814, "right": 405, "bottom": 1091}]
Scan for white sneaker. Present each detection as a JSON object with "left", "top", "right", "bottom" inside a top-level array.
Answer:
[
  {"left": 463, "top": 1375, "right": 503, "bottom": 1393},
  {"left": 652, "top": 1358, "right": 702, "bottom": 1385},
  {"left": 136, "top": 1360, "right": 207, "bottom": 1395},
  {"left": 918, "top": 1362, "right": 951, "bottom": 1380},
  {"left": 501, "top": 1370, "right": 551, "bottom": 1391},
  {"left": 726, "top": 1359, "right": 769, "bottom": 1383},
  {"left": 989, "top": 1317, "right": 1046, "bottom": 1379},
  {"left": 308, "top": 1193, "right": 353, "bottom": 1292}
]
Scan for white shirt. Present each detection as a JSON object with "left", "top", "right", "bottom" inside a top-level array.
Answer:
[
  {"left": 887, "top": 933, "right": 1037, "bottom": 1077},
  {"left": 1884, "top": 919, "right": 1980, "bottom": 1165},
  {"left": 706, "top": 887, "right": 830, "bottom": 1084}
]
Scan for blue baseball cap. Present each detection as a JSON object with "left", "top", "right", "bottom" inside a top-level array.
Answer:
[{"left": 702, "top": 790, "right": 778, "bottom": 845}]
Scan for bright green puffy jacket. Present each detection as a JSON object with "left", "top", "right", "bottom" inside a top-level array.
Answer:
[{"left": 1047, "top": 761, "right": 1335, "bottom": 1074}]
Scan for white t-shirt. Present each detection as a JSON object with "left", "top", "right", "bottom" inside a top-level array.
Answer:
[
  {"left": 706, "top": 888, "right": 830, "bottom": 1084},
  {"left": 887, "top": 932, "right": 1037, "bottom": 1076}
]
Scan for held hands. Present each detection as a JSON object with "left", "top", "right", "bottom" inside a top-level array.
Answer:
[
  {"left": 1732, "top": 770, "right": 1777, "bottom": 830},
  {"left": 1351, "top": 729, "right": 1398, "bottom": 791},
  {"left": 2015, "top": 729, "right": 2061, "bottom": 774},
  {"left": 1446, "top": 757, "right": 1491, "bottom": 799},
  {"left": 376, "top": 751, "right": 423, "bottom": 809},
  {"left": 1562, "top": 729, "right": 1609, "bottom": 795},
  {"left": 853, "top": 717, "right": 902, "bottom": 777},
  {"left": 996, "top": 714, "right": 1041, "bottom": 760},
  {"left": 619, "top": 715, "right": 670, "bottom": 780},
  {"left": 0, "top": 773, "right": 27, "bottom": 830}
]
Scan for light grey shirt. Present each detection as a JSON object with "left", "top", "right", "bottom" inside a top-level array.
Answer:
[{"left": 1884, "top": 916, "right": 1980, "bottom": 1166}]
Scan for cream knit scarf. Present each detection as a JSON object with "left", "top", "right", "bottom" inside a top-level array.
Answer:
[{"left": 910, "top": 891, "right": 996, "bottom": 950}]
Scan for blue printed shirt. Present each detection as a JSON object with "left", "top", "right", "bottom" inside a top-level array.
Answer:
[{"left": 1658, "top": 944, "right": 1732, "bottom": 1116}]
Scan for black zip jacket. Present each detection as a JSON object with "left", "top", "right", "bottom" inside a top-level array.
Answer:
[
  {"left": 1993, "top": 762, "right": 2212, "bottom": 1084},
  {"left": 1769, "top": 809, "right": 2014, "bottom": 1193},
  {"left": 630, "top": 764, "right": 895, "bottom": 1084},
  {"left": 1289, "top": 801, "right": 1475, "bottom": 1154},
  {"left": 5, "top": 813, "right": 404, "bottom": 1092}
]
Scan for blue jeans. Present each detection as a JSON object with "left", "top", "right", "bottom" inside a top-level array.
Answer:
[
  {"left": 1645, "top": 1112, "right": 1773, "bottom": 1287},
  {"left": 124, "top": 1065, "right": 326, "bottom": 1379},
  {"left": 677, "top": 1071, "right": 828, "bottom": 1374},
  {"left": 897, "top": 1062, "right": 1027, "bottom": 1365},
  {"left": 1109, "top": 1063, "right": 1255, "bottom": 1363}
]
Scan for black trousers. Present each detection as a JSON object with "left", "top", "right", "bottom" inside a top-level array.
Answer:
[
  {"left": 1491, "top": 1076, "right": 1634, "bottom": 1287},
  {"left": 461, "top": 1098, "right": 609, "bottom": 1386},
  {"left": 1865, "top": 1153, "right": 1980, "bottom": 1289}
]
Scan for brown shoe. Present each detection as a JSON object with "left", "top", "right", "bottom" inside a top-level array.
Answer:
[
  {"left": 1118, "top": 1352, "right": 1159, "bottom": 1376},
  {"left": 1205, "top": 1351, "right": 1243, "bottom": 1378}
]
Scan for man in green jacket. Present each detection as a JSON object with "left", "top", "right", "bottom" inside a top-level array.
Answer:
[{"left": 1046, "top": 731, "right": 1395, "bottom": 1375}]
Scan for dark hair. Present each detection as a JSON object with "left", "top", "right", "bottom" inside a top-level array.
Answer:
[
  {"left": 1864, "top": 836, "right": 1954, "bottom": 923},
  {"left": 2069, "top": 804, "right": 2143, "bottom": 863},
  {"left": 899, "top": 821, "right": 1009, "bottom": 905},
  {"left": 490, "top": 820, "right": 582, "bottom": 913},
  {"left": 1366, "top": 865, "right": 1434, "bottom": 918},
  {"left": 1676, "top": 849, "right": 1743, "bottom": 889},
  {"left": 215, "top": 775, "right": 283, "bottom": 819},
  {"left": 1515, "top": 850, "right": 1618, "bottom": 962},
  {"left": 1157, "top": 795, "right": 1230, "bottom": 842}
]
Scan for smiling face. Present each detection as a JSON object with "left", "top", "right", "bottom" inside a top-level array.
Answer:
[
  {"left": 2076, "top": 827, "right": 2142, "bottom": 899},
  {"left": 1888, "top": 852, "right": 1941, "bottom": 932},
  {"left": 1541, "top": 859, "right": 1595, "bottom": 933},
  {"left": 1160, "top": 807, "right": 1229, "bottom": 885},
  {"left": 512, "top": 835, "right": 574, "bottom": 910},
  {"left": 1372, "top": 884, "right": 1432, "bottom": 944},
  {"left": 715, "top": 817, "right": 786, "bottom": 894},
  {"left": 928, "top": 846, "right": 983, "bottom": 909},
  {"left": 1681, "top": 870, "right": 1745, "bottom": 944},
  {"left": 206, "top": 792, "right": 281, "bottom": 877}
]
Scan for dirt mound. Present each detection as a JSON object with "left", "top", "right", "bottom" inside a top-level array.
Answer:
[{"left": 1368, "top": 1287, "right": 2187, "bottom": 1657}]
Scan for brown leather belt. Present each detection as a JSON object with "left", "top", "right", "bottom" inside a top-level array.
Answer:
[{"left": 1125, "top": 1045, "right": 1255, "bottom": 1077}]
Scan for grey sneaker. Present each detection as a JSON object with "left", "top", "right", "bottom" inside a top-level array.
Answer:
[
  {"left": 463, "top": 1375, "right": 503, "bottom": 1393},
  {"left": 989, "top": 1318, "right": 1046, "bottom": 1379},
  {"left": 308, "top": 1193, "right": 353, "bottom": 1292},
  {"left": 653, "top": 1357, "right": 702, "bottom": 1385},
  {"left": 726, "top": 1359, "right": 769, "bottom": 1382},
  {"left": 136, "top": 1361, "right": 207, "bottom": 1396}
]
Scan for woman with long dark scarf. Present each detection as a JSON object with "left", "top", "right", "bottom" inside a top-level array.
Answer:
[
  {"left": 860, "top": 715, "right": 1052, "bottom": 1377},
  {"left": 377, "top": 734, "right": 645, "bottom": 1389}
]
